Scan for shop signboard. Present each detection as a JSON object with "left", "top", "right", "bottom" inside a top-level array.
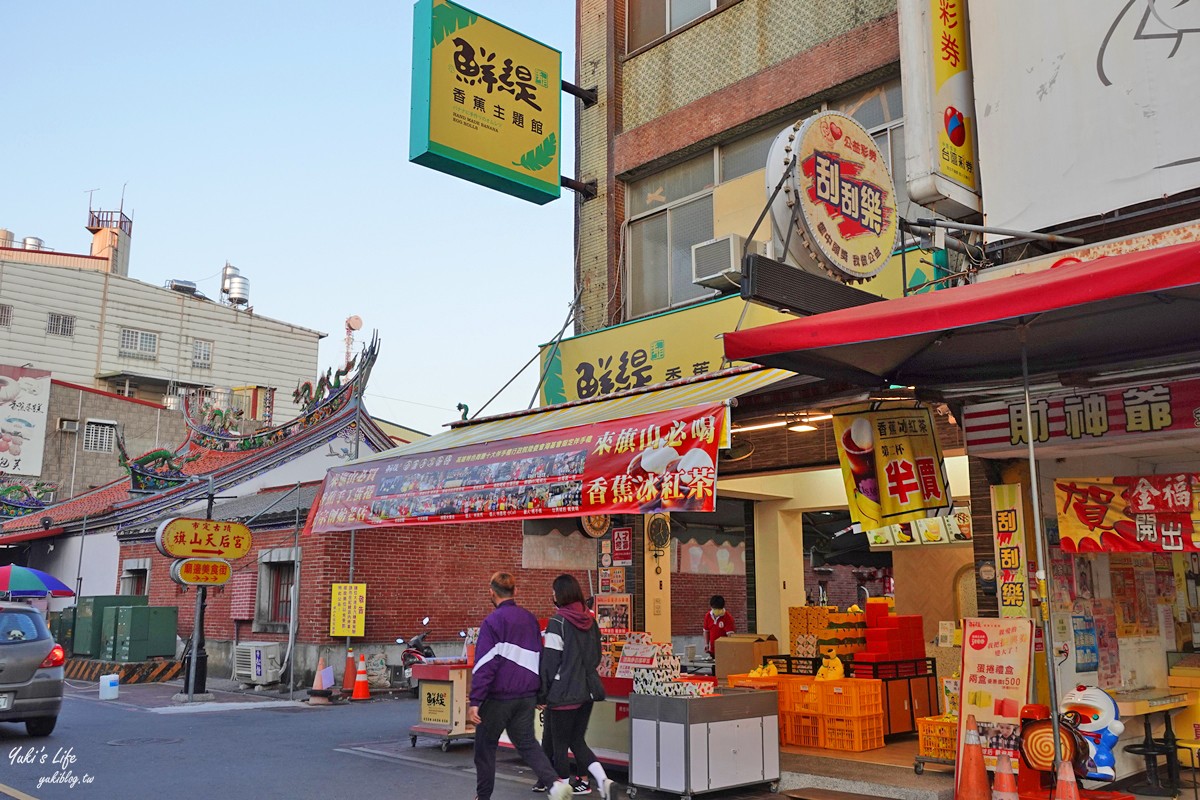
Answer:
[
  {"left": 420, "top": 680, "right": 454, "bottom": 725},
  {"left": 595, "top": 593, "right": 631, "bottom": 637},
  {"left": 311, "top": 403, "right": 726, "bottom": 531},
  {"left": 991, "top": 484, "right": 1031, "bottom": 618},
  {"left": 957, "top": 617, "right": 1034, "bottom": 771},
  {"left": 1054, "top": 474, "right": 1197, "bottom": 553},
  {"left": 330, "top": 583, "right": 367, "bottom": 637},
  {"left": 896, "top": 0, "right": 982, "bottom": 217},
  {"left": 598, "top": 567, "right": 625, "bottom": 594},
  {"left": 156, "top": 518, "right": 253, "bottom": 560},
  {"left": 0, "top": 364, "right": 51, "bottom": 477},
  {"left": 832, "top": 402, "right": 952, "bottom": 530},
  {"left": 611, "top": 526, "right": 633, "bottom": 567},
  {"left": 409, "top": 0, "right": 561, "bottom": 205},
  {"left": 963, "top": 377, "right": 1200, "bottom": 456}
]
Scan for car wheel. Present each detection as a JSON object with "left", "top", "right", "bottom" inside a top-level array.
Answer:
[{"left": 25, "top": 717, "right": 57, "bottom": 737}]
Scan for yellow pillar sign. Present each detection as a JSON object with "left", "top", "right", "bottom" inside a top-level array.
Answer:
[{"left": 330, "top": 583, "right": 367, "bottom": 637}]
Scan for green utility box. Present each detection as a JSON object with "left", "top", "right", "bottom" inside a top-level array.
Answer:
[
  {"left": 108, "top": 606, "right": 178, "bottom": 663},
  {"left": 74, "top": 595, "right": 147, "bottom": 657},
  {"left": 47, "top": 607, "right": 76, "bottom": 654}
]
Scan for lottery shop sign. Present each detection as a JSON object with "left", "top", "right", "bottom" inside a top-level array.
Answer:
[
  {"left": 991, "top": 484, "right": 1031, "bottom": 618},
  {"left": 311, "top": 402, "right": 726, "bottom": 532},
  {"left": 963, "top": 378, "right": 1200, "bottom": 455},
  {"left": 410, "top": 0, "right": 561, "bottom": 204},
  {"left": 792, "top": 111, "right": 899, "bottom": 282},
  {"left": 1055, "top": 474, "right": 1198, "bottom": 553}
]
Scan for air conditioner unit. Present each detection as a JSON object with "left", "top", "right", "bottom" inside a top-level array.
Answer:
[
  {"left": 59, "top": 419, "right": 79, "bottom": 433},
  {"left": 233, "top": 642, "right": 282, "bottom": 685},
  {"left": 691, "top": 234, "right": 770, "bottom": 290}
]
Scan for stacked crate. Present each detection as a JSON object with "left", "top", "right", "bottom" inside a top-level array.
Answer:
[
  {"left": 818, "top": 678, "right": 886, "bottom": 752},
  {"left": 777, "top": 674, "right": 822, "bottom": 748}
]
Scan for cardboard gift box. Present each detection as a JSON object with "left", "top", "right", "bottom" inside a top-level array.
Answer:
[{"left": 715, "top": 633, "right": 779, "bottom": 681}]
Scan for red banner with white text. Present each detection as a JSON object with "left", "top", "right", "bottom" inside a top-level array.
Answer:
[{"left": 311, "top": 403, "right": 727, "bottom": 531}]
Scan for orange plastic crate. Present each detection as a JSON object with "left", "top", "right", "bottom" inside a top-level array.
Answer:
[
  {"left": 781, "top": 711, "right": 822, "bottom": 748},
  {"left": 777, "top": 674, "right": 820, "bottom": 713},
  {"left": 726, "top": 673, "right": 780, "bottom": 690},
  {"left": 818, "top": 678, "right": 883, "bottom": 717},
  {"left": 821, "top": 714, "right": 885, "bottom": 752},
  {"left": 917, "top": 715, "right": 958, "bottom": 761}
]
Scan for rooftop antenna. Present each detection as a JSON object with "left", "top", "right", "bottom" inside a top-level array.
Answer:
[
  {"left": 85, "top": 188, "right": 100, "bottom": 211},
  {"left": 119, "top": 182, "right": 128, "bottom": 214},
  {"left": 345, "top": 315, "right": 363, "bottom": 365}
]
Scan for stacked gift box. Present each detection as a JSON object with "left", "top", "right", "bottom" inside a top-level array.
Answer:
[
  {"left": 789, "top": 606, "right": 866, "bottom": 659},
  {"left": 855, "top": 612, "right": 926, "bottom": 665},
  {"left": 628, "top": 635, "right": 717, "bottom": 698}
]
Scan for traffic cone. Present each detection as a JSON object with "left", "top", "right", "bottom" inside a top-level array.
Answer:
[
  {"left": 307, "top": 656, "right": 332, "bottom": 706},
  {"left": 350, "top": 653, "right": 371, "bottom": 701},
  {"left": 342, "top": 647, "right": 356, "bottom": 695},
  {"left": 1054, "top": 759, "right": 1081, "bottom": 800},
  {"left": 992, "top": 751, "right": 1018, "bottom": 800},
  {"left": 956, "top": 714, "right": 990, "bottom": 800}
]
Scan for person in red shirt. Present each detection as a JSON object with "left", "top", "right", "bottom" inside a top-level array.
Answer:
[{"left": 703, "top": 595, "right": 735, "bottom": 655}]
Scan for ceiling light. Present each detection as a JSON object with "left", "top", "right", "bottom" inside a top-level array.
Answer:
[
  {"left": 799, "top": 413, "right": 832, "bottom": 421},
  {"left": 731, "top": 420, "right": 787, "bottom": 433},
  {"left": 787, "top": 423, "right": 817, "bottom": 432}
]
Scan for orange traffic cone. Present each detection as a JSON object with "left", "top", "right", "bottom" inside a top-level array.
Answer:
[
  {"left": 956, "top": 714, "right": 990, "bottom": 800},
  {"left": 307, "top": 656, "right": 332, "bottom": 706},
  {"left": 992, "top": 751, "right": 1018, "bottom": 800},
  {"left": 1054, "top": 759, "right": 1081, "bottom": 800},
  {"left": 350, "top": 653, "right": 371, "bottom": 701},
  {"left": 342, "top": 647, "right": 356, "bottom": 695}
]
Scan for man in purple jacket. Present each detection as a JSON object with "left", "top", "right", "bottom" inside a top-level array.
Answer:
[{"left": 469, "top": 572, "right": 570, "bottom": 800}]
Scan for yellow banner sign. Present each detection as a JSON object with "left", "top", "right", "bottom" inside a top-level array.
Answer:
[
  {"left": 410, "top": 0, "right": 561, "bottom": 204},
  {"left": 330, "top": 583, "right": 367, "bottom": 637},
  {"left": 170, "top": 558, "right": 232, "bottom": 587},
  {"left": 156, "top": 518, "right": 252, "bottom": 560},
  {"left": 991, "top": 484, "right": 1031, "bottom": 618},
  {"left": 832, "top": 402, "right": 952, "bottom": 529}
]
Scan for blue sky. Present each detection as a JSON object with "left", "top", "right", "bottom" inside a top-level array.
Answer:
[{"left": 2, "top": 1, "right": 577, "bottom": 435}]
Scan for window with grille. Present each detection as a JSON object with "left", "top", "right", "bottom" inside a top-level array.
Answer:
[
  {"left": 0, "top": 304, "right": 11, "bottom": 328},
  {"left": 627, "top": 0, "right": 737, "bottom": 52},
  {"left": 192, "top": 339, "right": 213, "bottom": 368},
  {"left": 119, "top": 328, "right": 159, "bottom": 359},
  {"left": 46, "top": 312, "right": 75, "bottom": 337},
  {"left": 254, "top": 547, "right": 299, "bottom": 631},
  {"left": 83, "top": 421, "right": 116, "bottom": 452}
]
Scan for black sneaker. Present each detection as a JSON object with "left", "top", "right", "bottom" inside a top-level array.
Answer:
[
  {"left": 531, "top": 782, "right": 549, "bottom": 793},
  {"left": 569, "top": 777, "right": 591, "bottom": 795}
]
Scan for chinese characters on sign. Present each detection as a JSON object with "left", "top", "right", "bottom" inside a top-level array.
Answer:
[
  {"left": 991, "top": 485, "right": 1031, "bottom": 618},
  {"left": 420, "top": 679, "right": 454, "bottom": 725},
  {"left": 410, "top": 0, "right": 561, "bottom": 204},
  {"left": 963, "top": 379, "right": 1200, "bottom": 454},
  {"left": 957, "top": 618, "right": 1033, "bottom": 771},
  {"left": 156, "top": 518, "right": 253, "bottom": 560},
  {"left": 311, "top": 403, "right": 727, "bottom": 532},
  {"left": 611, "top": 526, "right": 633, "bottom": 567},
  {"left": 832, "top": 402, "right": 952, "bottom": 530},
  {"left": 170, "top": 558, "right": 232, "bottom": 587},
  {"left": 1054, "top": 474, "right": 1197, "bottom": 553},
  {"left": 930, "top": 0, "right": 979, "bottom": 190},
  {"left": 330, "top": 583, "right": 367, "bottom": 637},
  {"left": 0, "top": 364, "right": 52, "bottom": 477}
]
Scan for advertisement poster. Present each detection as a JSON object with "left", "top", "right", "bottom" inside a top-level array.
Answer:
[
  {"left": 312, "top": 402, "right": 726, "bottom": 531},
  {"left": 1092, "top": 599, "right": 1121, "bottom": 687},
  {"left": 598, "top": 567, "right": 626, "bottom": 594},
  {"left": 611, "top": 526, "right": 633, "bottom": 567},
  {"left": 958, "top": 618, "right": 1034, "bottom": 771},
  {"left": 832, "top": 402, "right": 952, "bottom": 530},
  {"left": 1049, "top": 548, "right": 1075, "bottom": 610},
  {"left": 1072, "top": 613, "right": 1099, "bottom": 673},
  {"left": 1054, "top": 474, "right": 1196, "bottom": 553},
  {"left": 991, "top": 484, "right": 1031, "bottom": 618},
  {"left": 595, "top": 593, "right": 631, "bottom": 637},
  {"left": 868, "top": 505, "right": 972, "bottom": 549},
  {"left": 0, "top": 364, "right": 52, "bottom": 477}
]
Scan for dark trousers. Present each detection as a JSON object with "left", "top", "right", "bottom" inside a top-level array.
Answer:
[
  {"left": 474, "top": 696, "right": 559, "bottom": 800},
  {"left": 548, "top": 703, "right": 597, "bottom": 780}
]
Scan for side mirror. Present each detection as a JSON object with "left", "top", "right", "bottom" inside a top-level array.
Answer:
[
  {"left": 396, "top": 637, "right": 406, "bottom": 645},
  {"left": 458, "top": 630, "right": 467, "bottom": 638},
  {"left": 421, "top": 616, "right": 431, "bottom": 626}
]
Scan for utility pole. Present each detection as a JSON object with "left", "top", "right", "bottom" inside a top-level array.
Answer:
[{"left": 184, "top": 478, "right": 216, "bottom": 700}]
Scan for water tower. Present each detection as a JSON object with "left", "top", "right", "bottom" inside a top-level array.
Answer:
[{"left": 221, "top": 262, "right": 250, "bottom": 307}]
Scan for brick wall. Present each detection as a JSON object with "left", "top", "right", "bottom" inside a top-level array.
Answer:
[
  {"left": 801, "top": 563, "right": 888, "bottom": 609},
  {"left": 671, "top": 571, "right": 745, "bottom": 638}
]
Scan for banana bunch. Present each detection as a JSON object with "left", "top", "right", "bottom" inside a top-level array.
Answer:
[
  {"left": 847, "top": 604, "right": 862, "bottom": 613},
  {"left": 747, "top": 662, "right": 779, "bottom": 678}
]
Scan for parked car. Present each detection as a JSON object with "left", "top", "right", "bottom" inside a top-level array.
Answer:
[{"left": 0, "top": 601, "right": 64, "bottom": 736}]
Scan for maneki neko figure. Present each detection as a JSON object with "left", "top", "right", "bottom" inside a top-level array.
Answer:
[{"left": 1060, "top": 684, "right": 1125, "bottom": 781}]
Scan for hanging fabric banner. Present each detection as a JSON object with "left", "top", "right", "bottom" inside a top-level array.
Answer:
[
  {"left": 832, "top": 401, "right": 952, "bottom": 530},
  {"left": 1054, "top": 474, "right": 1196, "bottom": 553},
  {"left": 311, "top": 402, "right": 726, "bottom": 531}
]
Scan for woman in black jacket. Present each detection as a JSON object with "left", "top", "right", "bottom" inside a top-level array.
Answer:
[{"left": 539, "top": 573, "right": 615, "bottom": 800}]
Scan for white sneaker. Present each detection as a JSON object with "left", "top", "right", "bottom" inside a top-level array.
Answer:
[
  {"left": 599, "top": 778, "right": 615, "bottom": 800},
  {"left": 548, "top": 780, "right": 573, "bottom": 800}
]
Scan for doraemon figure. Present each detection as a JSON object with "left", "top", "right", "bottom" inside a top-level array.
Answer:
[{"left": 1060, "top": 684, "right": 1125, "bottom": 781}]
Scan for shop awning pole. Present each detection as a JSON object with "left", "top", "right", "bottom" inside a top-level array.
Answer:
[{"left": 1021, "top": 329, "right": 1063, "bottom": 770}]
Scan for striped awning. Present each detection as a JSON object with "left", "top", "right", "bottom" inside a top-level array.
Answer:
[{"left": 350, "top": 366, "right": 796, "bottom": 464}]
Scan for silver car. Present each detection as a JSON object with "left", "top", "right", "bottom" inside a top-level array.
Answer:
[{"left": 0, "top": 601, "right": 64, "bottom": 736}]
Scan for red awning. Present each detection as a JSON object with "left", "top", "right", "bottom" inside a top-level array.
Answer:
[{"left": 723, "top": 241, "right": 1200, "bottom": 389}]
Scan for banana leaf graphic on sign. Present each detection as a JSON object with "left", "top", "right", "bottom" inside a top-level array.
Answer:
[
  {"left": 431, "top": 1, "right": 477, "bottom": 46},
  {"left": 513, "top": 133, "right": 556, "bottom": 171}
]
